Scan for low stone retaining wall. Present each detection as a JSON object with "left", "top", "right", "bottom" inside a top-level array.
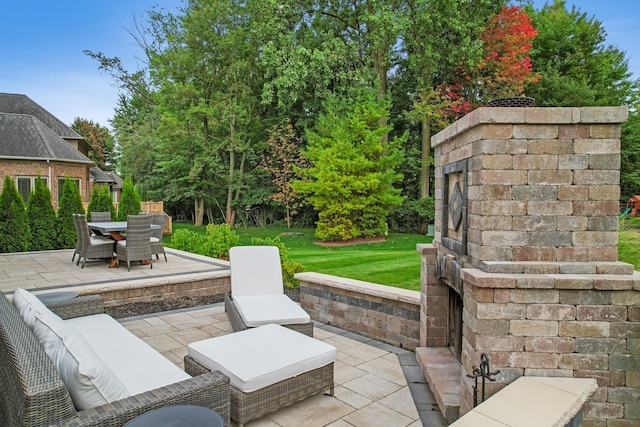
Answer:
[
  {"left": 297, "top": 272, "right": 421, "bottom": 350},
  {"left": 68, "top": 270, "right": 231, "bottom": 310}
]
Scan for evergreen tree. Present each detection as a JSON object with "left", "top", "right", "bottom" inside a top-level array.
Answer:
[
  {"left": 0, "top": 176, "right": 31, "bottom": 253},
  {"left": 56, "top": 177, "right": 85, "bottom": 249},
  {"left": 117, "top": 177, "right": 142, "bottom": 221},
  {"left": 524, "top": 0, "right": 632, "bottom": 107},
  {"left": 26, "top": 175, "right": 57, "bottom": 251},
  {"left": 86, "top": 185, "right": 101, "bottom": 221},
  {"left": 87, "top": 184, "right": 115, "bottom": 220},
  {"left": 100, "top": 185, "right": 117, "bottom": 220},
  {"left": 295, "top": 89, "right": 405, "bottom": 241}
]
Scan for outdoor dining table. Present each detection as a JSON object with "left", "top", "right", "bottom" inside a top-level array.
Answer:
[
  {"left": 87, "top": 221, "right": 161, "bottom": 268},
  {"left": 87, "top": 221, "right": 161, "bottom": 241}
]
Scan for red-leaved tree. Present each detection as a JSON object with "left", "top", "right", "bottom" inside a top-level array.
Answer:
[
  {"left": 261, "top": 120, "right": 308, "bottom": 228},
  {"left": 477, "top": 5, "right": 539, "bottom": 101},
  {"left": 435, "top": 5, "right": 539, "bottom": 117}
]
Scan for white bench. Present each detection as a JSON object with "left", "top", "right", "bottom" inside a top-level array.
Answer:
[{"left": 451, "top": 376, "right": 598, "bottom": 427}]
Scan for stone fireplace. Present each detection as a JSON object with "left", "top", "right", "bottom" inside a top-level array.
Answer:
[{"left": 417, "top": 106, "right": 639, "bottom": 425}]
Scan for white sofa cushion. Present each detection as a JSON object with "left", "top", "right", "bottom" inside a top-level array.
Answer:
[
  {"left": 12, "top": 287, "right": 54, "bottom": 328},
  {"left": 233, "top": 294, "right": 310, "bottom": 327},
  {"left": 32, "top": 311, "right": 129, "bottom": 410},
  {"left": 66, "top": 314, "right": 191, "bottom": 395},
  {"left": 188, "top": 324, "right": 336, "bottom": 392}
]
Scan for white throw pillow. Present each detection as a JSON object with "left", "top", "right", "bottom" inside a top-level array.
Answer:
[
  {"left": 32, "top": 310, "right": 129, "bottom": 410},
  {"left": 12, "top": 287, "right": 57, "bottom": 328}
]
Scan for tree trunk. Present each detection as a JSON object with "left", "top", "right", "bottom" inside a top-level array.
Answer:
[
  {"left": 420, "top": 118, "right": 431, "bottom": 198},
  {"left": 194, "top": 197, "right": 204, "bottom": 226},
  {"left": 225, "top": 148, "right": 235, "bottom": 225}
]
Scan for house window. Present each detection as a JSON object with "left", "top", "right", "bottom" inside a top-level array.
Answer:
[
  {"left": 57, "top": 178, "right": 80, "bottom": 205},
  {"left": 16, "top": 176, "right": 48, "bottom": 204}
]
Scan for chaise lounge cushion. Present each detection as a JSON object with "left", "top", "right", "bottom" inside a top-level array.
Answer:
[
  {"left": 232, "top": 294, "right": 310, "bottom": 327},
  {"left": 188, "top": 323, "right": 336, "bottom": 392},
  {"left": 66, "top": 313, "right": 191, "bottom": 395},
  {"left": 13, "top": 288, "right": 129, "bottom": 410}
]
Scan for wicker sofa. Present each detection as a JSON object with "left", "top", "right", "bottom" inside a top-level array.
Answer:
[{"left": 0, "top": 291, "right": 230, "bottom": 427}]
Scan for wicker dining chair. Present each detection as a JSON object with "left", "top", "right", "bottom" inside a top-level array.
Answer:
[
  {"left": 90, "top": 211, "right": 112, "bottom": 222},
  {"left": 150, "top": 213, "right": 167, "bottom": 261},
  {"left": 116, "top": 214, "right": 152, "bottom": 271},
  {"left": 74, "top": 214, "right": 115, "bottom": 268}
]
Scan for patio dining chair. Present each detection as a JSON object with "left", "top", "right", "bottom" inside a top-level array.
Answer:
[
  {"left": 89, "top": 211, "right": 112, "bottom": 237},
  {"left": 116, "top": 215, "right": 152, "bottom": 271},
  {"left": 150, "top": 213, "right": 167, "bottom": 261},
  {"left": 224, "top": 246, "right": 313, "bottom": 336},
  {"left": 73, "top": 214, "right": 115, "bottom": 268},
  {"left": 90, "top": 211, "right": 111, "bottom": 222}
]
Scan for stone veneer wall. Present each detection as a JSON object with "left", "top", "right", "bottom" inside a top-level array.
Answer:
[
  {"left": 298, "top": 272, "right": 421, "bottom": 350},
  {"left": 421, "top": 106, "right": 640, "bottom": 426}
]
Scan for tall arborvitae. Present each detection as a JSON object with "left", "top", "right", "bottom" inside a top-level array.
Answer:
[
  {"left": 87, "top": 184, "right": 115, "bottom": 220},
  {"left": 117, "top": 177, "right": 142, "bottom": 221},
  {"left": 0, "top": 176, "right": 31, "bottom": 253},
  {"left": 56, "top": 177, "right": 85, "bottom": 249},
  {"left": 26, "top": 175, "right": 57, "bottom": 251}
]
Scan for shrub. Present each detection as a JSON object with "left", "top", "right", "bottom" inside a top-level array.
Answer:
[
  {"left": 117, "top": 177, "right": 141, "bottom": 221},
  {"left": 202, "top": 224, "right": 240, "bottom": 259},
  {"left": 389, "top": 196, "right": 435, "bottom": 233},
  {"left": 168, "top": 224, "right": 239, "bottom": 259},
  {"left": 0, "top": 176, "right": 31, "bottom": 253},
  {"left": 87, "top": 184, "right": 115, "bottom": 221},
  {"left": 57, "top": 176, "right": 85, "bottom": 249},
  {"left": 168, "top": 228, "right": 205, "bottom": 254},
  {"left": 26, "top": 175, "right": 57, "bottom": 251}
]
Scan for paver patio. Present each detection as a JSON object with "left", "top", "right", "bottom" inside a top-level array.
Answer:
[{"left": 0, "top": 249, "right": 447, "bottom": 426}]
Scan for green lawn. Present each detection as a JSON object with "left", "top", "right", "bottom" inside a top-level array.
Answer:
[{"left": 169, "top": 224, "right": 431, "bottom": 291}]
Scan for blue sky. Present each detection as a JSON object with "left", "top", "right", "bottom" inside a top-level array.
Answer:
[{"left": 1, "top": 1, "right": 638, "bottom": 128}]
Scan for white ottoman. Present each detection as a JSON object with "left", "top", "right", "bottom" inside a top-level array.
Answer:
[{"left": 185, "top": 324, "right": 336, "bottom": 427}]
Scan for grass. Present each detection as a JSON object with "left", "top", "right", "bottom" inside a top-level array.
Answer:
[
  {"left": 169, "top": 216, "right": 640, "bottom": 291},
  {"left": 618, "top": 217, "right": 640, "bottom": 270},
  {"left": 168, "top": 224, "right": 431, "bottom": 291}
]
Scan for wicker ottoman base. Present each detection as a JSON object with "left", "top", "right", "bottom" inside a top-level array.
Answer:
[
  {"left": 185, "top": 355, "right": 334, "bottom": 427},
  {"left": 224, "top": 292, "right": 314, "bottom": 337}
]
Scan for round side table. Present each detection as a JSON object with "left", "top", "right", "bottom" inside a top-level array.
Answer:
[{"left": 124, "top": 405, "right": 224, "bottom": 427}]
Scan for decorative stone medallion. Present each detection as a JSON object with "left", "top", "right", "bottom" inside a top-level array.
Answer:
[{"left": 441, "top": 159, "right": 467, "bottom": 255}]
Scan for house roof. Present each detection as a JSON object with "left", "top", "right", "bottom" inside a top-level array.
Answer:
[
  {"left": 0, "top": 93, "right": 83, "bottom": 140},
  {"left": 105, "top": 171, "right": 124, "bottom": 189},
  {"left": 90, "top": 166, "right": 115, "bottom": 183},
  {"left": 0, "top": 113, "right": 93, "bottom": 164}
]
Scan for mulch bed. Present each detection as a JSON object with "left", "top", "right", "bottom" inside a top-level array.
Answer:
[
  {"left": 314, "top": 236, "right": 386, "bottom": 246},
  {"left": 105, "top": 288, "right": 301, "bottom": 319}
]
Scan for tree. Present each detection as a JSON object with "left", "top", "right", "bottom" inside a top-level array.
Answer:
[
  {"left": 261, "top": 121, "right": 308, "bottom": 228},
  {"left": 524, "top": 0, "right": 633, "bottom": 107},
  {"left": 56, "top": 176, "right": 85, "bottom": 249},
  {"left": 87, "top": 185, "right": 115, "bottom": 220},
  {"left": 71, "top": 118, "right": 117, "bottom": 170},
  {"left": 26, "top": 175, "right": 57, "bottom": 251},
  {"left": 117, "top": 177, "right": 142, "bottom": 221},
  {"left": 294, "top": 89, "right": 405, "bottom": 241},
  {"left": 402, "top": 0, "right": 498, "bottom": 198},
  {"left": 620, "top": 84, "right": 640, "bottom": 201},
  {"left": 475, "top": 5, "right": 539, "bottom": 101},
  {"left": 0, "top": 176, "right": 31, "bottom": 253}
]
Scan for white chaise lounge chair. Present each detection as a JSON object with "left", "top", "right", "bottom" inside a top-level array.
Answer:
[{"left": 224, "top": 246, "right": 313, "bottom": 336}]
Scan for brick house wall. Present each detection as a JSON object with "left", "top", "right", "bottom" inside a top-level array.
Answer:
[{"left": 0, "top": 159, "right": 93, "bottom": 210}]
